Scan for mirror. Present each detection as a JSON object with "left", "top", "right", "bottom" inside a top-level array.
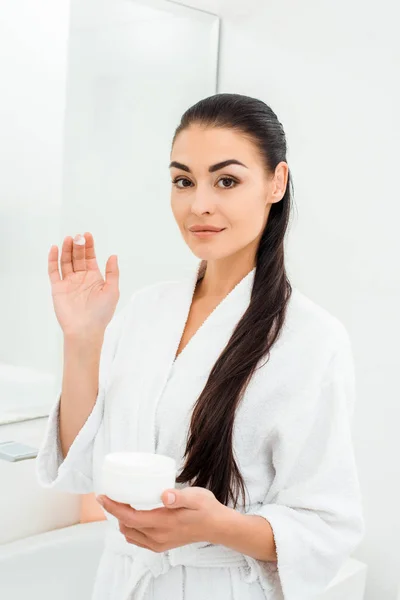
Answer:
[{"left": 0, "top": 0, "right": 219, "bottom": 423}]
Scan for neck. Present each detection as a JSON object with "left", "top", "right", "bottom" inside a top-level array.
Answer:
[{"left": 195, "top": 259, "right": 256, "bottom": 301}]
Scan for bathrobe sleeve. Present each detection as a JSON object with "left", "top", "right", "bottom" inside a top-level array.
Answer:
[
  {"left": 35, "top": 293, "right": 137, "bottom": 494},
  {"left": 252, "top": 328, "right": 365, "bottom": 600}
]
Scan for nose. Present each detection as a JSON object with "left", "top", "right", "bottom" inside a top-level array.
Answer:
[{"left": 190, "top": 186, "right": 216, "bottom": 213}]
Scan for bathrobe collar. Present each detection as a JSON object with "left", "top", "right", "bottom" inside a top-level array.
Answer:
[
  {"left": 134, "top": 258, "right": 257, "bottom": 454},
  {"left": 172, "top": 259, "right": 257, "bottom": 368}
]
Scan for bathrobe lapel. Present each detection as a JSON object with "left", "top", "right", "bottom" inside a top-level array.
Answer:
[{"left": 134, "top": 259, "right": 256, "bottom": 454}]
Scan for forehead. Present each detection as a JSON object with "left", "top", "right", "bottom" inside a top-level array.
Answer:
[{"left": 171, "top": 125, "right": 259, "bottom": 166}]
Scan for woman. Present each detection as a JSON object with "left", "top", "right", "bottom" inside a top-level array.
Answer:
[{"left": 36, "top": 93, "right": 365, "bottom": 600}]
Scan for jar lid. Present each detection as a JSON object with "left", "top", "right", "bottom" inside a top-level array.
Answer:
[{"left": 103, "top": 451, "right": 176, "bottom": 475}]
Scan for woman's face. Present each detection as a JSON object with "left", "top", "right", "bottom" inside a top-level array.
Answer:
[{"left": 170, "top": 124, "right": 287, "bottom": 261}]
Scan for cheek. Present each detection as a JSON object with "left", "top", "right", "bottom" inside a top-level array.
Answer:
[
  {"left": 170, "top": 197, "right": 185, "bottom": 222},
  {"left": 231, "top": 196, "right": 264, "bottom": 231}
]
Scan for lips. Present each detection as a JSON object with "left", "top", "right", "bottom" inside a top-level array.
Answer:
[
  {"left": 190, "top": 229, "right": 225, "bottom": 238},
  {"left": 189, "top": 226, "right": 225, "bottom": 232}
]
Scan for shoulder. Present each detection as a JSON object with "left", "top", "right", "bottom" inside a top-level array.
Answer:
[
  {"left": 287, "top": 286, "right": 352, "bottom": 352},
  {"left": 275, "top": 286, "right": 354, "bottom": 388},
  {"left": 289, "top": 289, "right": 357, "bottom": 412},
  {"left": 106, "top": 279, "right": 177, "bottom": 323},
  {"left": 127, "top": 278, "right": 182, "bottom": 307},
  {"left": 117, "top": 278, "right": 183, "bottom": 325},
  {"left": 273, "top": 287, "right": 357, "bottom": 416},
  {"left": 104, "top": 278, "right": 182, "bottom": 349}
]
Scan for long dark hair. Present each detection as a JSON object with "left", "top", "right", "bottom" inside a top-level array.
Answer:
[{"left": 173, "top": 93, "right": 295, "bottom": 510}]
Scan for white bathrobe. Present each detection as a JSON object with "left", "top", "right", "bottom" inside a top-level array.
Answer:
[{"left": 35, "top": 259, "right": 365, "bottom": 600}]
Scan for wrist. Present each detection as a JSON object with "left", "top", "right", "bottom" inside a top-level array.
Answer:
[
  {"left": 64, "top": 331, "right": 105, "bottom": 346},
  {"left": 206, "top": 507, "right": 278, "bottom": 562},
  {"left": 205, "top": 504, "right": 242, "bottom": 546}
]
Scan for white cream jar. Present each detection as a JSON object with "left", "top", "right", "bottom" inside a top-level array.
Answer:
[{"left": 101, "top": 452, "right": 177, "bottom": 510}]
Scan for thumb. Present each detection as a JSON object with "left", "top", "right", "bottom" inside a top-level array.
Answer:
[
  {"left": 105, "top": 255, "right": 119, "bottom": 288},
  {"left": 161, "top": 487, "right": 210, "bottom": 510}
]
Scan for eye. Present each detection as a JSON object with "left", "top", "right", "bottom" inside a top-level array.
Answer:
[
  {"left": 171, "top": 176, "right": 239, "bottom": 189},
  {"left": 172, "top": 177, "right": 192, "bottom": 189},
  {"left": 216, "top": 177, "right": 238, "bottom": 189}
]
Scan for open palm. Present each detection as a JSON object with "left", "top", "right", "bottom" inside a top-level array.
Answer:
[{"left": 48, "top": 231, "right": 120, "bottom": 337}]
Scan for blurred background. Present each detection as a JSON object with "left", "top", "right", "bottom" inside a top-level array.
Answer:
[{"left": 0, "top": 1, "right": 398, "bottom": 599}]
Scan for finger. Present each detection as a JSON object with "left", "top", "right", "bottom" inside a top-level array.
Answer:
[
  {"left": 122, "top": 526, "right": 152, "bottom": 550},
  {"left": 82, "top": 231, "right": 100, "bottom": 272},
  {"left": 125, "top": 506, "right": 169, "bottom": 529},
  {"left": 48, "top": 245, "right": 61, "bottom": 285},
  {"left": 60, "top": 236, "right": 74, "bottom": 279},
  {"left": 121, "top": 524, "right": 163, "bottom": 552},
  {"left": 104, "top": 255, "right": 119, "bottom": 290},
  {"left": 97, "top": 496, "right": 138, "bottom": 526},
  {"left": 72, "top": 233, "right": 86, "bottom": 273},
  {"left": 126, "top": 537, "right": 151, "bottom": 550},
  {"left": 119, "top": 521, "right": 154, "bottom": 539},
  {"left": 98, "top": 496, "right": 163, "bottom": 528},
  {"left": 162, "top": 487, "right": 207, "bottom": 510}
]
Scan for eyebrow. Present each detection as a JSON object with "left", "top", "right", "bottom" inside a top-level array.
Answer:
[{"left": 168, "top": 159, "right": 248, "bottom": 173}]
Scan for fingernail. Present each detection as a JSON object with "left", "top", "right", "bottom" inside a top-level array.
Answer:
[
  {"left": 166, "top": 492, "right": 175, "bottom": 504},
  {"left": 73, "top": 234, "right": 85, "bottom": 245},
  {"left": 96, "top": 496, "right": 104, "bottom": 506}
]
